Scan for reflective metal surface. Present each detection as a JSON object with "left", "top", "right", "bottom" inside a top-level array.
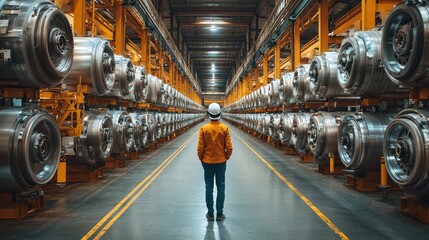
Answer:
[
  {"left": 279, "top": 72, "right": 296, "bottom": 106},
  {"left": 106, "top": 55, "right": 135, "bottom": 99},
  {"left": 338, "top": 31, "right": 398, "bottom": 95},
  {"left": 291, "top": 112, "right": 311, "bottom": 153},
  {"left": 293, "top": 64, "right": 318, "bottom": 103},
  {"left": 268, "top": 80, "right": 281, "bottom": 107},
  {"left": 384, "top": 109, "right": 429, "bottom": 193},
  {"left": 0, "top": 107, "right": 61, "bottom": 192},
  {"left": 382, "top": 2, "right": 429, "bottom": 88},
  {"left": 309, "top": 52, "right": 348, "bottom": 100},
  {"left": 107, "top": 110, "right": 135, "bottom": 153},
  {"left": 66, "top": 37, "right": 115, "bottom": 96},
  {"left": 132, "top": 66, "right": 149, "bottom": 102},
  {"left": 338, "top": 112, "right": 393, "bottom": 171},
  {"left": 0, "top": 0, "right": 73, "bottom": 88}
]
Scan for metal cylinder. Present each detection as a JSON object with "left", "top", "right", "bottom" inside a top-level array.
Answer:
[
  {"left": 66, "top": 37, "right": 115, "bottom": 96},
  {"left": 338, "top": 112, "right": 393, "bottom": 172},
  {"left": 78, "top": 110, "right": 113, "bottom": 164},
  {"left": 132, "top": 66, "right": 148, "bottom": 102},
  {"left": 291, "top": 112, "right": 311, "bottom": 153},
  {"left": 106, "top": 55, "right": 135, "bottom": 99},
  {"left": 269, "top": 113, "right": 281, "bottom": 140},
  {"left": 338, "top": 31, "right": 399, "bottom": 95},
  {"left": 308, "top": 112, "right": 348, "bottom": 159},
  {"left": 293, "top": 64, "right": 318, "bottom": 103},
  {"left": 382, "top": 2, "right": 429, "bottom": 88},
  {"left": 279, "top": 112, "right": 295, "bottom": 146},
  {"left": 129, "top": 112, "right": 146, "bottom": 151},
  {"left": 0, "top": 0, "right": 73, "bottom": 88},
  {"left": 0, "top": 107, "right": 61, "bottom": 192},
  {"left": 309, "top": 52, "right": 348, "bottom": 100},
  {"left": 147, "top": 112, "right": 157, "bottom": 143},
  {"left": 268, "top": 80, "right": 281, "bottom": 107},
  {"left": 384, "top": 109, "right": 429, "bottom": 193},
  {"left": 107, "top": 110, "right": 135, "bottom": 153},
  {"left": 279, "top": 72, "right": 296, "bottom": 106}
]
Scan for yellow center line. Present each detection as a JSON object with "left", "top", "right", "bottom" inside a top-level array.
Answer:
[
  {"left": 82, "top": 132, "right": 197, "bottom": 240},
  {"left": 231, "top": 130, "right": 349, "bottom": 240}
]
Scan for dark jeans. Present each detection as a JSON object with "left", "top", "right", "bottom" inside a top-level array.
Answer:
[{"left": 202, "top": 162, "right": 226, "bottom": 215}]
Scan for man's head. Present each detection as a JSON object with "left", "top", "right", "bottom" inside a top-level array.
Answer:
[{"left": 207, "top": 103, "right": 221, "bottom": 120}]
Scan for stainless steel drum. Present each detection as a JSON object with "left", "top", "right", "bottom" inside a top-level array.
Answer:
[
  {"left": 156, "top": 78, "right": 165, "bottom": 105},
  {"left": 106, "top": 55, "right": 135, "bottom": 99},
  {"left": 147, "top": 75, "right": 158, "bottom": 104},
  {"left": 309, "top": 52, "right": 348, "bottom": 100},
  {"left": 279, "top": 112, "right": 295, "bottom": 146},
  {"left": 66, "top": 37, "right": 115, "bottom": 96},
  {"left": 269, "top": 113, "right": 281, "bottom": 140},
  {"left": 0, "top": 0, "right": 73, "bottom": 88},
  {"left": 78, "top": 110, "right": 113, "bottom": 164},
  {"left": 308, "top": 112, "right": 348, "bottom": 160},
  {"left": 279, "top": 72, "right": 296, "bottom": 106},
  {"left": 129, "top": 112, "right": 145, "bottom": 151},
  {"left": 382, "top": 2, "right": 429, "bottom": 88},
  {"left": 338, "top": 31, "right": 398, "bottom": 95},
  {"left": 107, "top": 110, "right": 135, "bottom": 153},
  {"left": 384, "top": 109, "right": 429, "bottom": 193},
  {"left": 147, "top": 112, "right": 157, "bottom": 143},
  {"left": 291, "top": 112, "right": 311, "bottom": 153},
  {"left": 293, "top": 64, "right": 318, "bottom": 103},
  {"left": 268, "top": 80, "right": 281, "bottom": 107},
  {"left": 132, "top": 66, "right": 148, "bottom": 102},
  {"left": 0, "top": 107, "right": 61, "bottom": 192},
  {"left": 338, "top": 112, "right": 393, "bottom": 172}
]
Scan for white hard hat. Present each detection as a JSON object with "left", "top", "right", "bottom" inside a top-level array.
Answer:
[{"left": 207, "top": 103, "right": 221, "bottom": 120}]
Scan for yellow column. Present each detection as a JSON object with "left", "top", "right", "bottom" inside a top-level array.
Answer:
[
  {"left": 263, "top": 53, "right": 269, "bottom": 86},
  {"left": 293, "top": 18, "right": 301, "bottom": 70},
  {"left": 318, "top": 0, "right": 329, "bottom": 53},
  {"left": 141, "top": 28, "right": 150, "bottom": 72},
  {"left": 275, "top": 44, "right": 281, "bottom": 79},
  {"left": 362, "top": 0, "right": 376, "bottom": 30},
  {"left": 159, "top": 48, "right": 164, "bottom": 79},
  {"left": 73, "top": 0, "right": 86, "bottom": 36},
  {"left": 255, "top": 66, "right": 261, "bottom": 89},
  {"left": 115, "top": 3, "right": 126, "bottom": 55},
  {"left": 169, "top": 58, "right": 174, "bottom": 85}
]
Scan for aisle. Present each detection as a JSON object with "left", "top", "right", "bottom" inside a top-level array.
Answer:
[{"left": 1, "top": 120, "right": 428, "bottom": 240}]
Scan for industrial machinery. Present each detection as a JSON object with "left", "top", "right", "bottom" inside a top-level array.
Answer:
[
  {"left": 107, "top": 110, "right": 135, "bottom": 154},
  {"left": 309, "top": 52, "right": 348, "bottom": 100},
  {"left": 307, "top": 112, "right": 348, "bottom": 160},
  {"left": 278, "top": 112, "right": 295, "bottom": 146},
  {"left": 291, "top": 112, "right": 311, "bottom": 153},
  {"left": 106, "top": 55, "right": 135, "bottom": 99},
  {"left": 129, "top": 112, "right": 147, "bottom": 151},
  {"left": 268, "top": 80, "right": 281, "bottom": 107},
  {"left": 0, "top": 107, "right": 61, "bottom": 192},
  {"left": 279, "top": 72, "right": 296, "bottom": 106},
  {"left": 269, "top": 113, "right": 281, "bottom": 141},
  {"left": 337, "top": 31, "right": 398, "bottom": 95},
  {"left": 338, "top": 112, "right": 394, "bottom": 172},
  {"left": 384, "top": 109, "right": 429, "bottom": 194},
  {"left": 382, "top": 1, "right": 429, "bottom": 88},
  {"left": 72, "top": 110, "right": 113, "bottom": 165},
  {"left": 293, "top": 64, "right": 318, "bottom": 103},
  {"left": 0, "top": 0, "right": 74, "bottom": 88},
  {"left": 66, "top": 37, "right": 115, "bottom": 96},
  {"left": 132, "top": 66, "right": 149, "bottom": 102}
]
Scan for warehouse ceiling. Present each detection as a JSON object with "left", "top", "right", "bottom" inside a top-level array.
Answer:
[{"left": 155, "top": 0, "right": 275, "bottom": 95}]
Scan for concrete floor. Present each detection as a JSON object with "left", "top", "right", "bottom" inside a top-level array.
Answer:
[{"left": 0, "top": 120, "right": 428, "bottom": 239}]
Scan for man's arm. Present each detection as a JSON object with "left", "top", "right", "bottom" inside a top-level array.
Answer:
[
  {"left": 225, "top": 127, "right": 233, "bottom": 159},
  {"left": 197, "top": 128, "right": 205, "bottom": 160}
]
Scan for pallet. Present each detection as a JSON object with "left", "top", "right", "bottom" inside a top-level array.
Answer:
[
  {"left": 299, "top": 153, "right": 314, "bottom": 163},
  {"left": 345, "top": 172, "right": 380, "bottom": 192},
  {"left": 285, "top": 146, "right": 298, "bottom": 155},
  {"left": 66, "top": 164, "right": 104, "bottom": 182},
  {"left": 401, "top": 197, "right": 429, "bottom": 223},
  {"left": 105, "top": 158, "right": 125, "bottom": 169},
  {"left": 121, "top": 151, "right": 139, "bottom": 160},
  {"left": 0, "top": 188, "right": 44, "bottom": 219}
]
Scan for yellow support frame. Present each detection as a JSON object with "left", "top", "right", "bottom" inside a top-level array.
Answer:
[{"left": 115, "top": 2, "right": 126, "bottom": 55}]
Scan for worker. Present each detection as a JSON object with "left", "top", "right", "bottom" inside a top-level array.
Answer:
[{"left": 197, "top": 102, "right": 233, "bottom": 221}]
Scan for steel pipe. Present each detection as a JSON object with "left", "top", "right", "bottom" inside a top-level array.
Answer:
[
  {"left": 384, "top": 109, "right": 429, "bottom": 193},
  {"left": 338, "top": 31, "right": 398, "bottom": 95},
  {"left": 338, "top": 112, "right": 393, "bottom": 172},
  {"left": 0, "top": 107, "right": 61, "bottom": 192},
  {"left": 0, "top": 0, "right": 73, "bottom": 88},
  {"left": 66, "top": 37, "right": 115, "bottom": 96}
]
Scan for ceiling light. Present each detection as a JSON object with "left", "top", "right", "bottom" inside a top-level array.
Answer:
[
  {"left": 208, "top": 51, "right": 220, "bottom": 55},
  {"left": 198, "top": 20, "right": 230, "bottom": 25},
  {"left": 209, "top": 26, "right": 217, "bottom": 31}
]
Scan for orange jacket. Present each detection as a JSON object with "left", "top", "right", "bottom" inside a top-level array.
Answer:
[{"left": 197, "top": 121, "right": 233, "bottom": 164}]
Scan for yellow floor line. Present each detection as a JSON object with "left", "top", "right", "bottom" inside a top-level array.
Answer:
[
  {"left": 231, "top": 130, "right": 349, "bottom": 240},
  {"left": 82, "top": 132, "right": 197, "bottom": 240}
]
